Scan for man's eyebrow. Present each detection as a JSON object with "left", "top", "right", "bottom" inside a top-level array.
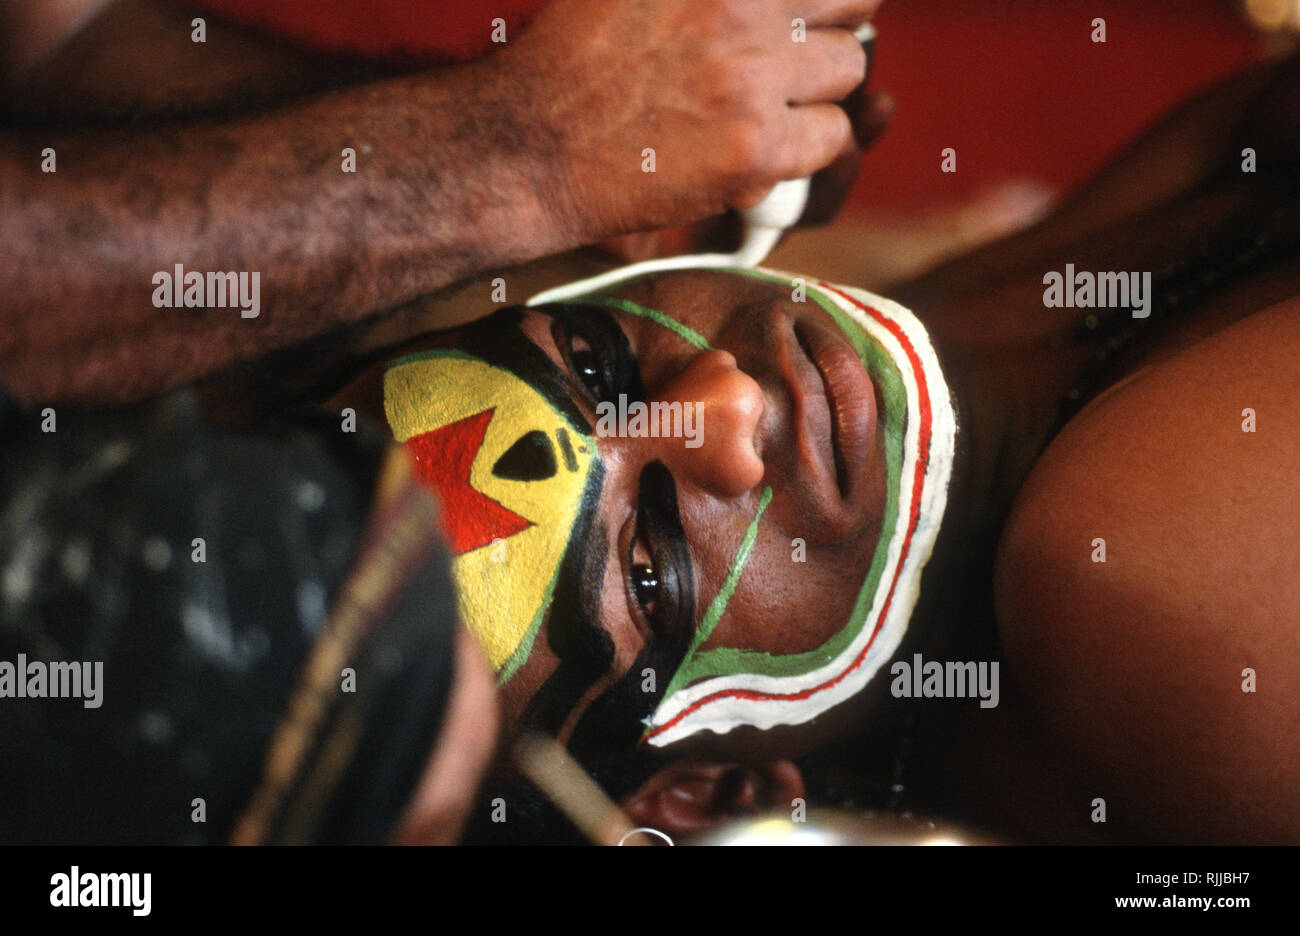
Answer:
[{"left": 559, "top": 296, "right": 713, "bottom": 351}]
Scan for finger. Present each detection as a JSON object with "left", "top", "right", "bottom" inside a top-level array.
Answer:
[
  {"left": 793, "top": 91, "right": 892, "bottom": 224},
  {"left": 730, "top": 183, "right": 778, "bottom": 212},
  {"left": 776, "top": 101, "right": 855, "bottom": 179},
  {"left": 846, "top": 87, "right": 894, "bottom": 149},
  {"left": 800, "top": 145, "right": 861, "bottom": 226},
  {"left": 785, "top": 29, "right": 868, "bottom": 105}
]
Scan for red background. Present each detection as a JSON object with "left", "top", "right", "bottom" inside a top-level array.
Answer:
[{"left": 187, "top": 0, "right": 1268, "bottom": 210}]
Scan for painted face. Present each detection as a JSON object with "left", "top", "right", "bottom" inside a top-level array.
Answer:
[
  {"left": 377, "top": 264, "right": 955, "bottom": 758},
  {"left": 383, "top": 350, "right": 599, "bottom": 679}
]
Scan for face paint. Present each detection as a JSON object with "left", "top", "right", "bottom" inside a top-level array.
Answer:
[
  {"left": 529, "top": 262, "right": 957, "bottom": 748},
  {"left": 562, "top": 296, "right": 713, "bottom": 351},
  {"left": 383, "top": 349, "right": 599, "bottom": 681},
  {"left": 660, "top": 484, "right": 772, "bottom": 700}
]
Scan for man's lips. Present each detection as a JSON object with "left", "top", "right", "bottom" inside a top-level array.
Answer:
[
  {"left": 777, "top": 321, "right": 836, "bottom": 505},
  {"left": 794, "top": 320, "right": 877, "bottom": 501}
]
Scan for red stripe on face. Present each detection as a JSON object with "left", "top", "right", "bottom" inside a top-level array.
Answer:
[{"left": 646, "top": 286, "right": 934, "bottom": 738}]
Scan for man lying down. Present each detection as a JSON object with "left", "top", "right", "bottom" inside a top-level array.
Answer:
[
  {"left": 0, "top": 262, "right": 962, "bottom": 846},
  {"left": 4, "top": 52, "right": 1298, "bottom": 844},
  {"left": 328, "top": 131, "right": 1300, "bottom": 845},
  {"left": 323, "top": 56, "right": 1300, "bottom": 845},
  {"left": 327, "top": 266, "right": 957, "bottom": 843}
]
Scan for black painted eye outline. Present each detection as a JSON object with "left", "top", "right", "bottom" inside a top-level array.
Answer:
[
  {"left": 536, "top": 307, "right": 692, "bottom": 654},
  {"left": 626, "top": 463, "right": 694, "bottom": 655},
  {"left": 629, "top": 529, "right": 660, "bottom": 620},
  {"left": 546, "top": 305, "right": 647, "bottom": 411}
]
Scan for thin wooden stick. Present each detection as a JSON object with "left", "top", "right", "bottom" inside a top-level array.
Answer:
[{"left": 511, "top": 732, "right": 648, "bottom": 846}]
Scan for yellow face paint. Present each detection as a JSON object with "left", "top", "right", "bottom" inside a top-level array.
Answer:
[{"left": 383, "top": 350, "right": 597, "bottom": 680}]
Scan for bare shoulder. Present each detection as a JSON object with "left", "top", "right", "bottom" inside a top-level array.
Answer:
[{"left": 993, "top": 297, "right": 1300, "bottom": 843}]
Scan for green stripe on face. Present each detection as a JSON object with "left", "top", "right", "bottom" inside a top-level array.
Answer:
[
  {"left": 557, "top": 268, "right": 907, "bottom": 694},
  {"left": 564, "top": 297, "right": 713, "bottom": 350},
  {"left": 662, "top": 268, "right": 908, "bottom": 685},
  {"left": 660, "top": 485, "right": 773, "bottom": 700}
]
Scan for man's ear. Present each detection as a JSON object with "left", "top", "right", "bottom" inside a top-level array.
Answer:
[{"left": 619, "top": 760, "right": 804, "bottom": 839}]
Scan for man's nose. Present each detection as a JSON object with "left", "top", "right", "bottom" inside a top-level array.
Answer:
[{"left": 647, "top": 350, "right": 764, "bottom": 497}]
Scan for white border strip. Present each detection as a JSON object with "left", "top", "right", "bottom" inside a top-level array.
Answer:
[{"left": 526, "top": 261, "right": 956, "bottom": 746}]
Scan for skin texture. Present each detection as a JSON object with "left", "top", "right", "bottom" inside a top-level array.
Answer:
[
  {"left": 881, "top": 55, "right": 1300, "bottom": 845},
  {"left": 0, "top": 0, "right": 879, "bottom": 404},
  {"left": 994, "top": 298, "right": 1300, "bottom": 844}
]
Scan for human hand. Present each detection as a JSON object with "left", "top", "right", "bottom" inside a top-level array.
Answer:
[
  {"left": 501, "top": 0, "right": 883, "bottom": 243},
  {"left": 593, "top": 87, "right": 894, "bottom": 263}
]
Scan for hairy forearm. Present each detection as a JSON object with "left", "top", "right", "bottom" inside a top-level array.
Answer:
[{"left": 0, "top": 58, "right": 572, "bottom": 404}]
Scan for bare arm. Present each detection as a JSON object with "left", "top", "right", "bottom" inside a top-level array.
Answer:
[
  {"left": 0, "top": 59, "right": 576, "bottom": 404},
  {"left": 0, "top": 0, "right": 880, "bottom": 404}
]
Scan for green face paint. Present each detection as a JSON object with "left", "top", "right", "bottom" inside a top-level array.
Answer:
[
  {"left": 528, "top": 261, "right": 957, "bottom": 748},
  {"left": 565, "top": 297, "right": 713, "bottom": 351},
  {"left": 660, "top": 485, "right": 772, "bottom": 700}
]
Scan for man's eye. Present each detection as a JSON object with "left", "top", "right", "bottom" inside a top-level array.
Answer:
[
  {"left": 628, "top": 522, "right": 662, "bottom": 623},
  {"left": 631, "top": 562, "right": 660, "bottom": 617},
  {"left": 561, "top": 330, "right": 614, "bottom": 404},
  {"left": 628, "top": 461, "right": 692, "bottom": 654},
  {"left": 570, "top": 342, "right": 606, "bottom": 401},
  {"left": 546, "top": 304, "right": 646, "bottom": 409}
]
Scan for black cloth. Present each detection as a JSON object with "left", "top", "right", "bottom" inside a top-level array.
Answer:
[{"left": 0, "top": 392, "right": 457, "bottom": 844}]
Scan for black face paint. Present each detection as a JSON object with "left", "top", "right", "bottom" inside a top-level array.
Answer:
[
  {"left": 492, "top": 430, "right": 557, "bottom": 481},
  {"left": 458, "top": 306, "right": 593, "bottom": 433},
  {"left": 520, "top": 492, "right": 614, "bottom": 737},
  {"left": 630, "top": 461, "right": 696, "bottom": 654},
  {"left": 541, "top": 303, "right": 648, "bottom": 408},
  {"left": 567, "top": 462, "right": 695, "bottom": 758},
  {"left": 555, "top": 427, "right": 579, "bottom": 473}
]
